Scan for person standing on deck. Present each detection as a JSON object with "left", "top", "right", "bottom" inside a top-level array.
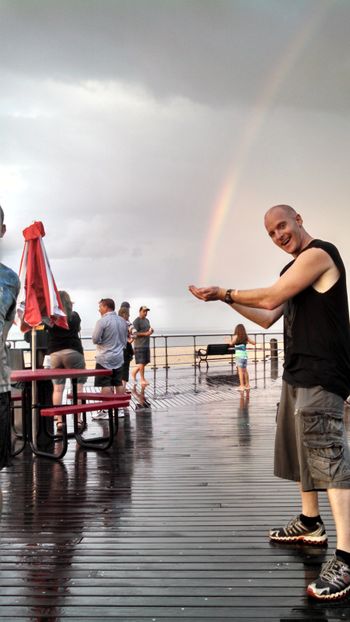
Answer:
[
  {"left": 229, "top": 324, "right": 255, "bottom": 392},
  {"left": 189, "top": 204, "right": 350, "bottom": 601},
  {"left": 92, "top": 298, "right": 128, "bottom": 419},
  {"left": 47, "top": 290, "right": 86, "bottom": 432},
  {"left": 118, "top": 302, "right": 135, "bottom": 391},
  {"left": 131, "top": 306, "right": 153, "bottom": 386},
  {"left": 0, "top": 206, "right": 20, "bottom": 469}
]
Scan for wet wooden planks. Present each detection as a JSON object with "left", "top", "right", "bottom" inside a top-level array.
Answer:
[{"left": 0, "top": 373, "right": 350, "bottom": 620}]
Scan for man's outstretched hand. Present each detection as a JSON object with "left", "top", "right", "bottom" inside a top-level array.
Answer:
[{"left": 188, "top": 285, "right": 225, "bottom": 302}]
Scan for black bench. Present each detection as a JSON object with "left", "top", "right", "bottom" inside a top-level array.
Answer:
[{"left": 196, "top": 344, "right": 235, "bottom": 370}]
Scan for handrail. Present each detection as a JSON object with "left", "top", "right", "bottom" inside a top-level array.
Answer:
[{"left": 7, "top": 331, "right": 284, "bottom": 371}]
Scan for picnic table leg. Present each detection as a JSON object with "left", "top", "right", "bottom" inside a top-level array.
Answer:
[
  {"left": 11, "top": 384, "right": 31, "bottom": 456},
  {"left": 74, "top": 405, "right": 115, "bottom": 450},
  {"left": 30, "top": 414, "right": 69, "bottom": 460},
  {"left": 71, "top": 378, "right": 87, "bottom": 432}
]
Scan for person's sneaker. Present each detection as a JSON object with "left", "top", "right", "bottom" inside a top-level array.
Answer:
[
  {"left": 92, "top": 409, "right": 109, "bottom": 420},
  {"left": 269, "top": 515, "right": 327, "bottom": 545},
  {"left": 307, "top": 554, "right": 350, "bottom": 600}
]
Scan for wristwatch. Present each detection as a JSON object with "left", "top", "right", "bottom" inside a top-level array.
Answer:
[{"left": 224, "top": 289, "right": 234, "bottom": 304}]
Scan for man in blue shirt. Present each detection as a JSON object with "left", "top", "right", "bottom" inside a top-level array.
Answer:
[
  {"left": 0, "top": 206, "right": 20, "bottom": 468},
  {"left": 92, "top": 298, "right": 128, "bottom": 419}
]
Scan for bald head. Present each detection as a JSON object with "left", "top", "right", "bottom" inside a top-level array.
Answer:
[
  {"left": 264, "top": 204, "right": 311, "bottom": 256},
  {"left": 264, "top": 204, "right": 297, "bottom": 222}
]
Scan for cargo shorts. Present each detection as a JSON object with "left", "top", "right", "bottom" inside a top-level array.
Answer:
[{"left": 274, "top": 381, "right": 350, "bottom": 491}]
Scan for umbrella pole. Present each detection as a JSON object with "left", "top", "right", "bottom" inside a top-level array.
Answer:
[
  {"left": 31, "top": 328, "right": 38, "bottom": 443},
  {"left": 31, "top": 328, "right": 36, "bottom": 372}
]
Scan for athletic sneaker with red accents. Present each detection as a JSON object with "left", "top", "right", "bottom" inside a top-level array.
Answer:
[
  {"left": 269, "top": 515, "right": 327, "bottom": 545},
  {"left": 307, "top": 554, "right": 350, "bottom": 600}
]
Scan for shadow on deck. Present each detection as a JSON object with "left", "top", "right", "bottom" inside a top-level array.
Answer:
[{"left": 1, "top": 363, "right": 350, "bottom": 620}]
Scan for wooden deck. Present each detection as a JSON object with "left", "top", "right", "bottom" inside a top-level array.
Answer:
[{"left": 1, "top": 364, "right": 350, "bottom": 620}]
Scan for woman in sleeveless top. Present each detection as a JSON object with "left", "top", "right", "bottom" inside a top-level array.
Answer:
[{"left": 47, "top": 291, "right": 86, "bottom": 431}]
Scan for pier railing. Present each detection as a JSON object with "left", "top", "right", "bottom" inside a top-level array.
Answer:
[
  {"left": 8, "top": 331, "right": 284, "bottom": 387},
  {"left": 147, "top": 331, "right": 283, "bottom": 387}
]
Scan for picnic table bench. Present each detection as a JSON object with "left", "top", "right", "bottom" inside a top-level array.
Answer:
[
  {"left": 196, "top": 343, "right": 235, "bottom": 370},
  {"left": 38, "top": 395, "right": 131, "bottom": 460}
]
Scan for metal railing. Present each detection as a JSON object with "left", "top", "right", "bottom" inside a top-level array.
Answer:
[{"left": 8, "top": 331, "right": 284, "bottom": 388}]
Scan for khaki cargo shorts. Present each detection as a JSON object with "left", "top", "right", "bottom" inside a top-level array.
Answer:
[{"left": 274, "top": 381, "right": 350, "bottom": 491}]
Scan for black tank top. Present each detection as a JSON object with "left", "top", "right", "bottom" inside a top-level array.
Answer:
[
  {"left": 281, "top": 239, "right": 350, "bottom": 399},
  {"left": 47, "top": 311, "right": 84, "bottom": 355}
]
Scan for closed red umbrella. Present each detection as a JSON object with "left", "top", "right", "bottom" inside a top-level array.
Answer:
[{"left": 16, "top": 221, "right": 68, "bottom": 369}]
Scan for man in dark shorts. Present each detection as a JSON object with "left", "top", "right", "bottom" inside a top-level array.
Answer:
[
  {"left": 0, "top": 206, "right": 20, "bottom": 469},
  {"left": 131, "top": 306, "right": 154, "bottom": 386},
  {"left": 91, "top": 298, "right": 128, "bottom": 419},
  {"left": 189, "top": 204, "right": 350, "bottom": 601}
]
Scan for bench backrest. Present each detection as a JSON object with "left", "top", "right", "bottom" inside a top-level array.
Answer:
[{"left": 206, "top": 344, "right": 230, "bottom": 356}]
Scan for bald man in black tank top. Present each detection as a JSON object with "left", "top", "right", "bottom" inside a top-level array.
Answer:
[{"left": 189, "top": 204, "right": 350, "bottom": 601}]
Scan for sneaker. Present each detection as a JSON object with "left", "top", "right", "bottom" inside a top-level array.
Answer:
[
  {"left": 307, "top": 554, "right": 350, "bottom": 600},
  {"left": 269, "top": 515, "right": 327, "bottom": 544},
  {"left": 92, "top": 409, "right": 109, "bottom": 420}
]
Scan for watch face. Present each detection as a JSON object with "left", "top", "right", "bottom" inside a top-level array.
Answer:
[{"left": 225, "top": 289, "right": 232, "bottom": 303}]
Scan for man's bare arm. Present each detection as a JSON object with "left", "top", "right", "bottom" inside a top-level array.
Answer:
[
  {"left": 188, "top": 285, "right": 283, "bottom": 328},
  {"left": 227, "top": 302, "right": 284, "bottom": 329},
  {"left": 135, "top": 328, "right": 154, "bottom": 337},
  {"left": 189, "top": 247, "right": 337, "bottom": 328},
  {"left": 231, "top": 247, "right": 336, "bottom": 310}
]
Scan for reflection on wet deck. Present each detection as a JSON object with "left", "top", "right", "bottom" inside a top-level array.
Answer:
[{"left": 1, "top": 363, "right": 350, "bottom": 620}]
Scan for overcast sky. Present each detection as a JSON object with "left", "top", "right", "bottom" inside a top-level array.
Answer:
[{"left": 1, "top": 0, "right": 350, "bottom": 335}]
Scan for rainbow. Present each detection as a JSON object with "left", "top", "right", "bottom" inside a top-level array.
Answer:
[{"left": 199, "top": 1, "right": 333, "bottom": 284}]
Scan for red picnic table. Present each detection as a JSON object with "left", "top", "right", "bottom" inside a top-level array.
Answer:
[{"left": 10, "top": 368, "right": 129, "bottom": 459}]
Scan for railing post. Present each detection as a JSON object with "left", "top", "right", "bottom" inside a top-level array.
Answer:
[
  {"left": 193, "top": 335, "right": 197, "bottom": 388},
  {"left": 193, "top": 335, "right": 197, "bottom": 368},
  {"left": 270, "top": 338, "right": 278, "bottom": 358},
  {"left": 163, "top": 336, "right": 169, "bottom": 370},
  {"left": 270, "top": 337, "right": 278, "bottom": 380},
  {"left": 253, "top": 333, "right": 258, "bottom": 387},
  {"left": 262, "top": 333, "right": 266, "bottom": 388},
  {"left": 230, "top": 334, "right": 234, "bottom": 374},
  {"left": 152, "top": 336, "right": 157, "bottom": 386},
  {"left": 164, "top": 336, "right": 169, "bottom": 383}
]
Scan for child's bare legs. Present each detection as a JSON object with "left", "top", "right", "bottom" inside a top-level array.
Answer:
[{"left": 237, "top": 366, "right": 245, "bottom": 390}]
